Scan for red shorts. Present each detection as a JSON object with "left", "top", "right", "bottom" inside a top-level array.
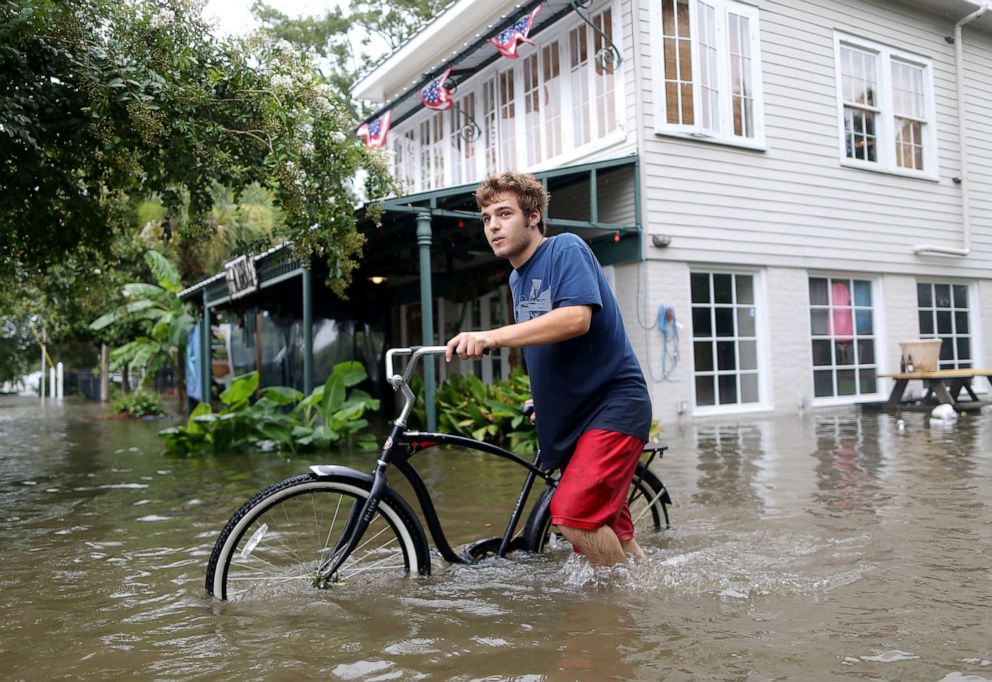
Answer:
[{"left": 549, "top": 429, "right": 646, "bottom": 543}]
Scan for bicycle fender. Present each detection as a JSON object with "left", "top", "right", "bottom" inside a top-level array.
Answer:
[{"left": 309, "top": 464, "right": 370, "bottom": 482}]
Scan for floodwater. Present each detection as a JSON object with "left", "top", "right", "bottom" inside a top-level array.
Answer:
[{"left": 1, "top": 395, "right": 991, "bottom": 681}]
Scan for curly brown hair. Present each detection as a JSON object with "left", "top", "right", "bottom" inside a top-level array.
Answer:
[{"left": 475, "top": 172, "right": 550, "bottom": 235}]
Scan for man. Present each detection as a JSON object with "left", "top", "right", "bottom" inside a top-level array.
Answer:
[{"left": 445, "top": 172, "right": 653, "bottom": 566}]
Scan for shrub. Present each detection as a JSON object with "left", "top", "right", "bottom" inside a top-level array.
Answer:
[
  {"left": 158, "top": 361, "right": 380, "bottom": 455},
  {"left": 111, "top": 391, "right": 165, "bottom": 417}
]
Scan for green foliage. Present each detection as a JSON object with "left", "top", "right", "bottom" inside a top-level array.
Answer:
[
  {"left": 158, "top": 361, "right": 381, "bottom": 455},
  {"left": 89, "top": 249, "right": 194, "bottom": 386},
  {"left": 434, "top": 368, "right": 538, "bottom": 456},
  {"left": 111, "top": 391, "right": 165, "bottom": 417},
  {"left": 1, "top": 0, "right": 394, "bottom": 298}
]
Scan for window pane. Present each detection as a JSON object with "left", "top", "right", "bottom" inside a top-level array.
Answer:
[
  {"left": 857, "top": 339, "right": 875, "bottom": 365},
  {"left": 812, "top": 340, "right": 832, "bottom": 366},
  {"left": 809, "top": 278, "right": 829, "bottom": 305},
  {"left": 713, "top": 274, "right": 733, "bottom": 303},
  {"left": 835, "top": 341, "right": 855, "bottom": 366},
  {"left": 718, "top": 374, "right": 738, "bottom": 404},
  {"left": 855, "top": 309, "right": 873, "bottom": 335},
  {"left": 837, "top": 369, "right": 857, "bottom": 396},
  {"left": 917, "top": 283, "right": 932, "bottom": 307},
  {"left": 740, "top": 373, "right": 759, "bottom": 403},
  {"left": 939, "top": 338, "right": 953, "bottom": 361},
  {"left": 954, "top": 311, "right": 969, "bottom": 334},
  {"left": 716, "top": 341, "right": 736, "bottom": 370},
  {"left": 715, "top": 308, "right": 734, "bottom": 336},
  {"left": 694, "top": 341, "right": 714, "bottom": 371},
  {"left": 691, "top": 272, "right": 710, "bottom": 303},
  {"left": 692, "top": 307, "right": 712, "bottom": 337},
  {"left": 737, "top": 308, "right": 755, "bottom": 337},
  {"left": 919, "top": 310, "right": 934, "bottom": 335},
  {"left": 735, "top": 275, "right": 754, "bottom": 304},
  {"left": 957, "top": 337, "right": 970, "bottom": 361},
  {"left": 934, "top": 284, "right": 951, "bottom": 308},
  {"left": 953, "top": 285, "right": 968, "bottom": 309},
  {"left": 739, "top": 340, "right": 757, "bottom": 370},
  {"left": 853, "top": 280, "right": 871, "bottom": 306},
  {"left": 936, "top": 311, "right": 952, "bottom": 334},
  {"left": 859, "top": 369, "right": 876, "bottom": 394},
  {"left": 814, "top": 370, "right": 834, "bottom": 397},
  {"left": 811, "top": 309, "right": 829, "bottom": 336},
  {"left": 696, "top": 375, "right": 715, "bottom": 406}
]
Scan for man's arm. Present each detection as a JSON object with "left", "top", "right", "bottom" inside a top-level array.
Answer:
[{"left": 445, "top": 305, "right": 592, "bottom": 361}]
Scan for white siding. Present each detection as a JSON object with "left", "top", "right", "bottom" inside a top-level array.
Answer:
[{"left": 635, "top": 0, "right": 992, "bottom": 278}]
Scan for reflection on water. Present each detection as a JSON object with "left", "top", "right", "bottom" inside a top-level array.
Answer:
[{"left": 2, "top": 396, "right": 992, "bottom": 680}]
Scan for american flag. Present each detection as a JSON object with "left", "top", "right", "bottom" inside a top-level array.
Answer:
[
  {"left": 420, "top": 68, "right": 454, "bottom": 111},
  {"left": 356, "top": 110, "right": 392, "bottom": 148},
  {"left": 490, "top": 6, "right": 542, "bottom": 59}
]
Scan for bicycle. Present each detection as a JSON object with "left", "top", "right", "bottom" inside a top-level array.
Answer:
[{"left": 205, "top": 346, "right": 673, "bottom": 601}]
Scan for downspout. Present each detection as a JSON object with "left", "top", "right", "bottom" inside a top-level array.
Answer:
[{"left": 913, "top": 0, "right": 989, "bottom": 257}]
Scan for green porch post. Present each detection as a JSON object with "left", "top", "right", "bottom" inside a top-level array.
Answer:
[
  {"left": 416, "top": 211, "right": 437, "bottom": 431},
  {"left": 302, "top": 267, "right": 313, "bottom": 394},
  {"left": 200, "top": 290, "right": 211, "bottom": 406}
]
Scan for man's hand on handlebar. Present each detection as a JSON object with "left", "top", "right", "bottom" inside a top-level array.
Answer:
[
  {"left": 445, "top": 332, "right": 497, "bottom": 362},
  {"left": 522, "top": 399, "right": 536, "bottom": 425}
]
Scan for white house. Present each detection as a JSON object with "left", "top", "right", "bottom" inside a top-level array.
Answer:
[{"left": 352, "top": 0, "right": 992, "bottom": 424}]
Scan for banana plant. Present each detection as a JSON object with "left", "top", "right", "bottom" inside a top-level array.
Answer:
[{"left": 89, "top": 250, "right": 194, "bottom": 390}]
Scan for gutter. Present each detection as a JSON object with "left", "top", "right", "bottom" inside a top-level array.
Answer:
[{"left": 913, "top": 0, "right": 989, "bottom": 257}]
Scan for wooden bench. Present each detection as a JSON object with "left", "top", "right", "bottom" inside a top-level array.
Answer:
[{"left": 876, "top": 369, "right": 992, "bottom": 410}]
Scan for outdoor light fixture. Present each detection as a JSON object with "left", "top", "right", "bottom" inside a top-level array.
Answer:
[
  {"left": 651, "top": 234, "right": 672, "bottom": 248},
  {"left": 368, "top": 276, "right": 388, "bottom": 285}
]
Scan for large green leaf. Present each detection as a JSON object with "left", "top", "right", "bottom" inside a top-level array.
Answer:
[
  {"left": 320, "top": 374, "right": 345, "bottom": 416},
  {"left": 145, "top": 250, "right": 183, "bottom": 293},
  {"left": 261, "top": 386, "right": 304, "bottom": 405},
  {"left": 220, "top": 372, "right": 259, "bottom": 406},
  {"left": 331, "top": 361, "right": 367, "bottom": 388}
]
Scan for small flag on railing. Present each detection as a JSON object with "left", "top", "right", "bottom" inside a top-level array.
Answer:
[
  {"left": 420, "top": 68, "right": 454, "bottom": 111},
  {"left": 356, "top": 110, "right": 392, "bottom": 148},
  {"left": 490, "top": 6, "right": 542, "bottom": 59}
]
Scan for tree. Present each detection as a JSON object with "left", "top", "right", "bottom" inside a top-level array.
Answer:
[
  {"left": 1, "top": 0, "right": 394, "bottom": 296},
  {"left": 251, "top": 0, "right": 447, "bottom": 111}
]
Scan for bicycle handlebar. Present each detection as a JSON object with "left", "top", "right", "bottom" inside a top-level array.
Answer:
[{"left": 385, "top": 346, "right": 448, "bottom": 389}]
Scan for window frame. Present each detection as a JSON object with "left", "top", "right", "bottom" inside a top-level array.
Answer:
[
  {"left": 649, "top": 0, "right": 767, "bottom": 149},
  {"left": 916, "top": 280, "right": 976, "bottom": 370},
  {"left": 833, "top": 32, "right": 940, "bottom": 180},
  {"left": 808, "top": 274, "right": 884, "bottom": 405},
  {"left": 689, "top": 267, "right": 769, "bottom": 415}
]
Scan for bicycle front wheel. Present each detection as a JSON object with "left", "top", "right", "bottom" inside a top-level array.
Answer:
[
  {"left": 206, "top": 472, "right": 431, "bottom": 601},
  {"left": 523, "top": 462, "right": 671, "bottom": 554}
]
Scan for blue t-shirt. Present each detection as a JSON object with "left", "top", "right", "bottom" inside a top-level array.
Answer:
[{"left": 509, "top": 233, "right": 652, "bottom": 470}]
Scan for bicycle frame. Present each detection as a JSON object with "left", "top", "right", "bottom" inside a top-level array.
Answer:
[{"left": 317, "top": 346, "right": 554, "bottom": 579}]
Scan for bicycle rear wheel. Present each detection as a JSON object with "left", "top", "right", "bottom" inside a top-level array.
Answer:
[
  {"left": 206, "top": 471, "right": 431, "bottom": 601},
  {"left": 522, "top": 462, "right": 671, "bottom": 554}
]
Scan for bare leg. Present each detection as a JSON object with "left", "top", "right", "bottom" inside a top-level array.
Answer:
[
  {"left": 620, "top": 536, "right": 646, "bottom": 561},
  {"left": 557, "top": 524, "right": 628, "bottom": 566}
]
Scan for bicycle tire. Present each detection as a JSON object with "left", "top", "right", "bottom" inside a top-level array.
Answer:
[
  {"left": 522, "top": 462, "right": 671, "bottom": 554},
  {"left": 205, "top": 470, "right": 431, "bottom": 601}
]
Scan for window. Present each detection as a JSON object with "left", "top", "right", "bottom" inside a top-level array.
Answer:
[
  {"left": 449, "top": 93, "right": 476, "bottom": 186},
  {"left": 393, "top": 130, "right": 416, "bottom": 193},
  {"left": 654, "top": 0, "right": 764, "bottom": 145},
  {"left": 523, "top": 53, "right": 542, "bottom": 166},
  {"left": 592, "top": 9, "right": 617, "bottom": 138},
  {"left": 917, "top": 283, "right": 971, "bottom": 369},
  {"left": 543, "top": 41, "right": 563, "bottom": 160},
  {"left": 482, "top": 77, "right": 498, "bottom": 176},
  {"left": 809, "top": 277, "right": 878, "bottom": 399},
  {"left": 569, "top": 24, "right": 592, "bottom": 148},
  {"left": 835, "top": 34, "right": 937, "bottom": 176},
  {"left": 498, "top": 68, "right": 517, "bottom": 170},
  {"left": 691, "top": 272, "right": 760, "bottom": 407}
]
